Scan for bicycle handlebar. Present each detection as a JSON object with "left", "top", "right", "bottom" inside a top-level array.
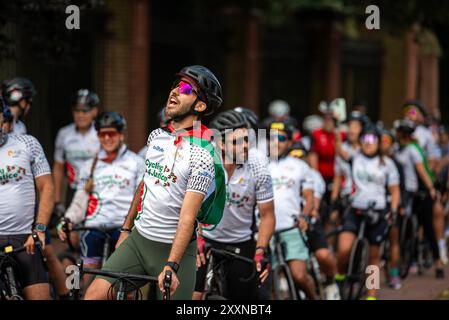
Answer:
[{"left": 209, "top": 247, "right": 257, "bottom": 283}]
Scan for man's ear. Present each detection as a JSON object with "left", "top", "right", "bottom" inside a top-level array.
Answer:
[{"left": 194, "top": 101, "right": 207, "bottom": 113}]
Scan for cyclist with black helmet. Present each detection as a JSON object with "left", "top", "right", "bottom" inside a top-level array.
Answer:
[
  {"left": 394, "top": 119, "right": 446, "bottom": 277},
  {"left": 58, "top": 112, "right": 144, "bottom": 279},
  {"left": 0, "top": 100, "right": 54, "bottom": 299},
  {"left": 85, "top": 65, "right": 225, "bottom": 300},
  {"left": 53, "top": 89, "right": 101, "bottom": 214},
  {"left": 193, "top": 109, "right": 275, "bottom": 300},
  {"left": 1, "top": 77, "right": 35, "bottom": 135},
  {"left": 336, "top": 125, "right": 400, "bottom": 300}
]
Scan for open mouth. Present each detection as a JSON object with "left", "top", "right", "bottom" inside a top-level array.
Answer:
[{"left": 168, "top": 96, "right": 179, "bottom": 107}]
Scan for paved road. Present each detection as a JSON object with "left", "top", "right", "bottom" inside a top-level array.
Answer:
[{"left": 378, "top": 265, "right": 449, "bottom": 300}]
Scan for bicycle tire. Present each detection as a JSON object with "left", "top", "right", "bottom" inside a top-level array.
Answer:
[
  {"left": 399, "top": 215, "right": 418, "bottom": 279},
  {"left": 273, "top": 265, "right": 298, "bottom": 300},
  {"left": 345, "top": 238, "right": 369, "bottom": 300}
]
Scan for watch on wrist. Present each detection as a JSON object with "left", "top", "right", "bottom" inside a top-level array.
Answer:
[
  {"left": 166, "top": 261, "right": 179, "bottom": 274},
  {"left": 255, "top": 246, "right": 266, "bottom": 254},
  {"left": 34, "top": 223, "right": 47, "bottom": 233}
]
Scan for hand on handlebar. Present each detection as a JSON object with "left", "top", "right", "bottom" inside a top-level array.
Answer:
[
  {"left": 254, "top": 249, "right": 271, "bottom": 284},
  {"left": 57, "top": 218, "right": 72, "bottom": 242},
  {"left": 23, "top": 231, "right": 46, "bottom": 254},
  {"left": 298, "top": 216, "right": 308, "bottom": 232},
  {"left": 158, "top": 266, "right": 179, "bottom": 297}
]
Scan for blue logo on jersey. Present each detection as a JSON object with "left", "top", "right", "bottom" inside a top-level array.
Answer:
[
  {"left": 198, "top": 171, "right": 213, "bottom": 180},
  {"left": 153, "top": 145, "right": 164, "bottom": 153}
]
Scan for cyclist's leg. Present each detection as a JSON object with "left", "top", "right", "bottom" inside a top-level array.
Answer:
[
  {"left": 308, "top": 220, "right": 338, "bottom": 280},
  {"left": 6, "top": 235, "right": 50, "bottom": 300},
  {"left": 418, "top": 195, "right": 442, "bottom": 267},
  {"left": 44, "top": 243, "right": 71, "bottom": 298},
  {"left": 281, "top": 228, "right": 315, "bottom": 299},
  {"left": 223, "top": 239, "right": 258, "bottom": 300},
  {"left": 79, "top": 230, "right": 108, "bottom": 289},
  {"left": 337, "top": 209, "right": 359, "bottom": 274}
]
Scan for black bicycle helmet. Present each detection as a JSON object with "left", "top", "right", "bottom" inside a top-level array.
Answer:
[
  {"left": 234, "top": 106, "right": 258, "bottom": 130},
  {"left": 176, "top": 65, "right": 223, "bottom": 116},
  {"left": 94, "top": 112, "right": 127, "bottom": 132},
  {"left": 402, "top": 99, "right": 428, "bottom": 117},
  {"left": 2, "top": 77, "right": 36, "bottom": 106},
  {"left": 346, "top": 110, "right": 370, "bottom": 128},
  {"left": 209, "top": 110, "right": 248, "bottom": 132},
  {"left": 394, "top": 119, "right": 416, "bottom": 135},
  {"left": 267, "top": 118, "right": 296, "bottom": 139},
  {"left": 360, "top": 123, "right": 381, "bottom": 142},
  {"left": 289, "top": 140, "right": 309, "bottom": 156},
  {"left": 72, "top": 89, "right": 100, "bottom": 109},
  {"left": 382, "top": 129, "right": 396, "bottom": 144}
]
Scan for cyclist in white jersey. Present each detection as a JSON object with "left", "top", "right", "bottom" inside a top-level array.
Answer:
[
  {"left": 1, "top": 78, "right": 35, "bottom": 135},
  {"left": 53, "top": 89, "right": 100, "bottom": 213},
  {"left": 59, "top": 112, "right": 144, "bottom": 275},
  {"left": 267, "top": 119, "right": 317, "bottom": 299},
  {"left": 336, "top": 125, "right": 400, "bottom": 300},
  {"left": 193, "top": 110, "right": 275, "bottom": 300},
  {"left": 403, "top": 101, "right": 447, "bottom": 269},
  {"left": 85, "top": 65, "right": 225, "bottom": 300},
  {"left": 0, "top": 104, "right": 54, "bottom": 299},
  {"left": 289, "top": 140, "right": 341, "bottom": 300}
]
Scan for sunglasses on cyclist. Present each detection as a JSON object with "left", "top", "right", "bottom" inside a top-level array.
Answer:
[
  {"left": 73, "top": 107, "right": 91, "bottom": 113},
  {"left": 172, "top": 80, "right": 199, "bottom": 96},
  {"left": 361, "top": 134, "right": 379, "bottom": 145},
  {"left": 276, "top": 134, "right": 288, "bottom": 142},
  {"left": 382, "top": 135, "right": 393, "bottom": 145},
  {"left": 98, "top": 131, "right": 120, "bottom": 139}
]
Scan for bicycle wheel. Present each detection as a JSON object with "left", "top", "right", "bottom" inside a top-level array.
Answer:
[
  {"left": 380, "top": 239, "right": 391, "bottom": 285},
  {"left": 345, "top": 238, "right": 369, "bottom": 300},
  {"left": 273, "top": 265, "right": 298, "bottom": 300},
  {"left": 399, "top": 215, "right": 418, "bottom": 279}
]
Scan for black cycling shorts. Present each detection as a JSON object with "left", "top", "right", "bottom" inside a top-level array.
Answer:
[
  {"left": 306, "top": 219, "right": 328, "bottom": 252},
  {"left": 194, "top": 237, "right": 258, "bottom": 300},
  {"left": 0, "top": 234, "right": 48, "bottom": 288},
  {"left": 342, "top": 208, "right": 389, "bottom": 246}
]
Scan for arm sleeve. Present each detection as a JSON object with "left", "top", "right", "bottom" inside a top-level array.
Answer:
[
  {"left": 387, "top": 159, "right": 400, "bottom": 187},
  {"left": 54, "top": 129, "right": 65, "bottom": 163},
  {"left": 135, "top": 156, "right": 146, "bottom": 187},
  {"left": 186, "top": 145, "right": 215, "bottom": 195},
  {"left": 409, "top": 146, "right": 424, "bottom": 165},
  {"left": 76, "top": 161, "right": 91, "bottom": 191}
]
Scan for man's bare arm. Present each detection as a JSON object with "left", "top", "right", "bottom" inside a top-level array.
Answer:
[
  {"left": 122, "top": 181, "right": 143, "bottom": 229},
  {"left": 256, "top": 200, "right": 276, "bottom": 249},
  {"left": 35, "top": 174, "right": 55, "bottom": 226},
  {"left": 168, "top": 191, "right": 205, "bottom": 263}
]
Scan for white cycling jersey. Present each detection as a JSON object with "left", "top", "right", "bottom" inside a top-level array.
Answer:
[
  {"left": 203, "top": 148, "right": 274, "bottom": 243},
  {"left": 350, "top": 153, "right": 399, "bottom": 210},
  {"left": 414, "top": 125, "right": 441, "bottom": 160},
  {"left": 335, "top": 141, "right": 360, "bottom": 196},
  {"left": 395, "top": 144, "right": 423, "bottom": 193},
  {"left": 54, "top": 123, "right": 100, "bottom": 189},
  {"left": 69, "top": 145, "right": 145, "bottom": 228},
  {"left": 135, "top": 127, "right": 217, "bottom": 244},
  {"left": 0, "top": 134, "right": 51, "bottom": 235},
  {"left": 269, "top": 156, "right": 314, "bottom": 231}
]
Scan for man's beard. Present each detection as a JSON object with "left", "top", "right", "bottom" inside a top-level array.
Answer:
[{"left": 166, "top": 102, "right": 191, "bottom": 120}]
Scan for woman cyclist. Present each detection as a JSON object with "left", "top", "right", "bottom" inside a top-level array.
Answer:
[
  {"left": 336, "top": 125, "right": 400, "bottom": 300},
  {"left": 58, "top": 112, "right": 144, "bottom": 281},
  {"left": 394, "top": 119, "right": 445, "bottom": 279}
]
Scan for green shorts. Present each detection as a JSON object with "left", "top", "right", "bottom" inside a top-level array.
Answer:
[
  {"left": 97, "top": 229, "right": 197, "bottom": 300},
  {"left": 271, "top": 228, "right": 309, "bottom": 268}
]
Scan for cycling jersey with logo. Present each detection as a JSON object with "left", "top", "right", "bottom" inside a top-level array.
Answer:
[
  {"left": 335, "top": 142, "right": 360, "bottom": 196},
  {"left": 395, "top": 144, "right": 423, "bottom": 193},
  {"left": 54, "top": 123, "right": 100, "bottom": 189},
  {"left": 269, "top": 156, "right": 314, "bottom": 231},
  {"left": 203, "top": 149, "right": 274, "bottom": 243},
  {"left": 0, "top": 134, "right": 51, "bottom": 235},
  {"left": 77, "top": 145, "right": 145, "bottom": 228},
  {"left": 309, "top": 167, "right": 326, "bottom": 200},
  {"left": 135, "top": 128, "right": 216, "bottom": 244},
  {"left": 414, "top": 125, "right": 441, "bottom": 160},
  {"left": 350, "top": 154, "right": 399, "bottom": 210},
  {"left": 10, "top": 120, "right": 27, "bottom": 135}
]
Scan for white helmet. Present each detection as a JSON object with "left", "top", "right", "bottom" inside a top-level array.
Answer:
[
  {"left": 268, "top": 100, "right": 290, "bottom": 118},
  {"left": 303, "top": 115, "right": 323, "bottom": 134}
]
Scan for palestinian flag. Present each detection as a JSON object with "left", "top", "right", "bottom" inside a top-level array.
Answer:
[{"left": 167, "top": 122, "right": 226, "bottom": 230}]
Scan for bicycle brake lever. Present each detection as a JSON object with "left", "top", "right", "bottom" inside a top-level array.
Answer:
[{"left": 32, "top": 232, "right": 48, "bottom": 271}]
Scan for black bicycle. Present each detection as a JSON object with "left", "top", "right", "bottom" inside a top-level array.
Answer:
[
  {"left": 59, "top": 218, "right": 116, "bottom": 267},
  {"left": 0, "top": 233, "right": 47, "bottom": 300},
  {"left": 71, "top": 259, "right": 170, "bottom": 300},
  {"left": 343, "top": 202, "right": 383, "bottom": 300},
  {"left": 202, "top": 246, "right": 257, "bottom": 300}
]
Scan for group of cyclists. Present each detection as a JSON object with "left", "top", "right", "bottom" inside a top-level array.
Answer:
[{"left": 0, "top": 65, "right": 448, "bottom": 300}]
